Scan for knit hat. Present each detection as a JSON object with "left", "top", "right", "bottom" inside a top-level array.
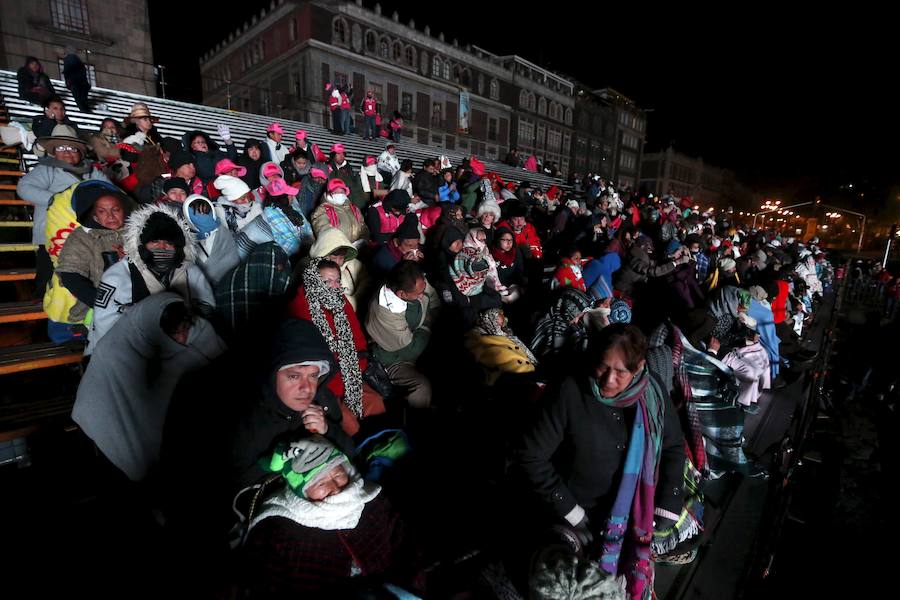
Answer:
[
  {"left": 310, "top": 167, "right": 327, "bottom": 180},
  {"left": 163, "top": 178, "right": 190, "bottom": 194},
  {"left": 665, "top": 238, "right": 682, "bottom": 256},
  {"left": 331, "top": 143, "right": 346, "bottom": 154},
  {"left": 295, "top": 130, "right": 307, "bottom": 141},
  {"left": 393, "top": 213, "right": 420, "bottom": 241},
  {"left": 139, "top": 210, "right": 186, "bottom": 247},
  {"left": 326, "top": 178, "right": 349, "bottom": 194},
  {"left": 266, "top": 122, "right": 284, "bottom": 134},
  {"left": 477, "top": 199, "right": 501, "bottom": 221},
  {"left": 266, "top": 178, "right": 300, "bottom": 197},
  {"left": 609, "top": 298, "right": 632, "bottom": 324},
  {"left": 505, "top": 201, "right": 527, "bottom": 219},
  {"left": 383, "top": 189, "right": 411, "bottom": 213},
  {"left": 748, "top": 285, "right": 768, "bottom": 301},
  {"left": 719, "top": 257, "right": 737, "bottom": 272},
  {"left": 213, "top": 175, "right": 251, "bottom": 201},
  {"left": 169, "top": 150, "right": 196, "bottom": 172},
  {"left": 267, "top": 435, "right": 352, "bottom": 500},
  {"left": 214, "top": 158, "right": 247, "bottom": 177}
]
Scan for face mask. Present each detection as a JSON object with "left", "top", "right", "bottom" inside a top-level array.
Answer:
[
  {"left": 148, "top": 247, "right": 177, "bottom": 273},
  {"left": 690, "top": 248, "right": 699, "bottom": 255},
  {"left": 329, "top": 193, "right": 348, "bottom": 206}
]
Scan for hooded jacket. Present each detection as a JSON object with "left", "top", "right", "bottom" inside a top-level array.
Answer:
[
  {"left": 182, "top": 195, "right": 241, "bottom": 286},
  {"left": 17, "top": 57, "right": 55, "bottom": 104},
  {"left": 308, "top": 228, "right": 368, "bottom": 311},
  {"left": 231, "top": 319, "right": 353, "bottom": 487},
  {"left": 88, "top": 203, "right": 215, "bottom": 354},
  {"left": 73, "top": 293, "right": 226, "bottom": 481},
  {"left": 52, "top": 182, "right": 132, "bottom": 323}
]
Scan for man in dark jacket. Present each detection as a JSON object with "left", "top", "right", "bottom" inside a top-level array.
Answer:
[
  {"left": 31, "top": 95, "right": 80, "bottom": 138},
  {"left": 62, "top": 52, "right": 91, "bottom": 112},
  {"left": 615, "top": 234, "right": 688, "bottom": 298},
  {"left": 183, "top": 128, "right": 238, "bottom": 185},
  {"left": 412, "top": 158, "right": 440, "bottom": 206}
]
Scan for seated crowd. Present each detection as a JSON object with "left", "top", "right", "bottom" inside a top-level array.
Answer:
[{"left": 12, "top": 94, "right": 834, "bottom": 598}]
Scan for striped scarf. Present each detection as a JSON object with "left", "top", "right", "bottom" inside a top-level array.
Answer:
[{"left": 590, "top": 369, "right": 665, "bottom": 600}]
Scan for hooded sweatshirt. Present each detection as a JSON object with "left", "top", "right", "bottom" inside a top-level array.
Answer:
[
  {"left": 88, "top": 203, "right": 215, "bottom": 355},
  {"left": 73, "top": 293, "right": 226, "bottom": 481},
  {"left": 231, "top": 319, "right": 353, "bottom": 487},
  {"left": 309, "top": 228, "right": 368, "bottom": 310},
  {"left": 182, "top": 195, "right": 241, "bottom": 286}
]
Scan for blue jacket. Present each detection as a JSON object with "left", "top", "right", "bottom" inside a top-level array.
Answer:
[{"left": 438, "top": 182, "right": 460, "bottom": 203}]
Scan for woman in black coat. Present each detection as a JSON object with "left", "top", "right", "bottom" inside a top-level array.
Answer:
[
  {"left": 515, "top": 323, "right": 685, "bottom": 598},
  {"left": 182, "top": 129, "right": 238, "bottom": 185}
]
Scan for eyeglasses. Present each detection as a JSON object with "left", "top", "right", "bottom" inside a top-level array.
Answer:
[{"left": 54, "top": 146, "right": 80, "bottom": 153}]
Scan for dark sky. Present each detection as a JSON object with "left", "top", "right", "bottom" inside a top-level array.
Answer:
[{"left": 151, "top": 2, "right": 898, "bottom": 204}]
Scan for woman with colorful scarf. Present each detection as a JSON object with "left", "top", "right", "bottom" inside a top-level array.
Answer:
[
  {"left": 516, "top": 324, "right": 686, "bottom": 599},
  {"left": 491, "top": 226, "right": 526, "bottom": 303},
  {"left": 286, "top": 258, "right": 386, "bottom": 436}
]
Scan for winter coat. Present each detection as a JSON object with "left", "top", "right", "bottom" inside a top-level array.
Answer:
[
  {"left": 182, "top": 130, "right": 238, "bottom": 185},
  {"left": 390, "top": 171, "right": 414, "bottom": 197},
  {"left": 230, "top": 319, "right": 353, "bottom": 487},
  {"left": 377, "top": 151, "right": 400, "bottom": 176},
  {"left": 496, "top": 220, "right": 544, "bottom": 260},
  {"left": 328, "top": 160, "right": 367, "bottom": 209},
  {"left": 73, "top": 293, "right": 225, "bottom": 481},
  {"left": 17, "top": 61, "right": 55, "bottom": 104},
  {"left": 366, "top": 282, "right": 440, "bottom": 367},
  {"left": 17, "top": 158, "right": 111, "bottom": 244},
  {"left": 412, "top": 171, "right": 440, "bottom": 205},
  {"left": 438, "top": 182, "right": 460, "bottom": 203},
  {"left": 88, "top": 204, "right": 215, "bottom": 355},
  {"left": 54, "top": 226, "right": 123, "bottom": 323},
  {"left": 464, "top": 331, "right": 536, "bottom": 385},
  {"left": 614, "top": 245, "right": 676, "bottom": 297},
  {"left": 515, "top": 374, "right": 685, "bottom": 522},
  {"left": 181, "top": 198, "right": 240, "bottom": 286},
  {"left": 311, "top": 201, "right": 368, "bottom": 245}
]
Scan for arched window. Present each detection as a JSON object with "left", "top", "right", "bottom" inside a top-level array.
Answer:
[
  {"left": 432, "top": 55, "right": 442, "bottom": 76},
  {"left": 380, "top": 37, "right": 390, "bottom": 59},
  {"left": 519, "top": 89, "right": 529, "bottom": 109},
  {"left": 392, "top": 40, "right": 403, "bottom": 62},
  {"left": 565, "top": 108, "right": 573, "bottom": 125},
  {"left": 365, "top": 30, "right": 377, "bottom": 53},
  {"left": 405, "top": 45, "right": 415, "bottom": 67},
  {"left": 538, "top": 97, "right": 547, "bottom": 115},
  {"left": 529, "top": 92, "right": 536, "bottom": 112},
  {"left": 489, "top": 78, "right": 499, "bottom": 100},
  {"left": 332, "top": 17, "right": 348, "bottom": 46},
  {"left": 443, "top": 60, "right": 451, "bottom": 80}
]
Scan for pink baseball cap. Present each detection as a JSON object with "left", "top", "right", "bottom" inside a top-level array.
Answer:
[
  {"left": 331, "top": 143, "right": 345, "bottom": 154},
  {"left": 214, "top": 158, "right": 247, "bottom": 177},
  {"left": 310, "top": 168, "right": 327, "bottom": 180},
  {"left": 327, "top": 178, "right": 350, "bottom": 194},
  {"left": 365, "top": 156, "right": 376, "bottom": 166},
  {"left": 262, "top": 162, "right": 283, "bottom": 179},
  {"left": 266, "top": 178, "right": 300, "bottom": 197},
  {"left": 295, "top": 130, "right": 307, "bottom": 141},
  {"left": 266, "top": 122, "right": 284, "bottom": 134}
]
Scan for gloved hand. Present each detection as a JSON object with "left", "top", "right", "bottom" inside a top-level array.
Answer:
[
  {"left": 217, "top": 123, "right": 231, "bottom": 142},
  {"left": 572, "top": 514, "right": 593, "bottom": 548}
]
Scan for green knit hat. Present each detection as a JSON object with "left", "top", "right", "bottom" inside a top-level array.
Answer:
[{"left": 267, "top": 435, "right": 350, "bottom": 499}]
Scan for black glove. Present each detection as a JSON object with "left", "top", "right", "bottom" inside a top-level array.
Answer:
[{"left": 573, "top": 514, "right": 593, "bottom": 548}]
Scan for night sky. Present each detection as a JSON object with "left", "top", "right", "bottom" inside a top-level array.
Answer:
[{"left": 151, "top": 2, "right": 898, "bottom": 209}]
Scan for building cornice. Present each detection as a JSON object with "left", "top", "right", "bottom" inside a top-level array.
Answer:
[{"left": 200, "top": 1, "right": 296, "bottom": 69}]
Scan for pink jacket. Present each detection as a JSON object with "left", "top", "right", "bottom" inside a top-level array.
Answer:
[{"left": 722, "top": 342, "right": 771, "bottom": 407}]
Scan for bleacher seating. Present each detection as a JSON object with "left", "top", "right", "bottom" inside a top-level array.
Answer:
[{"left": 0, "top": 70, "right": 567, "bottom": 191}]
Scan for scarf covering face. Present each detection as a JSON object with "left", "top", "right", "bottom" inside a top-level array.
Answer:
[
  {"left": 474, "top": 309, "right": 538, "bottom": 364},
  {"left": 589, "top": 368, "right": 665, "bottom": 599},
  {"left": 302, "top": 258, "right": 364, "bottom": 418}
]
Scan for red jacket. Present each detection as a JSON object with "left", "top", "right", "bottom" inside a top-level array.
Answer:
[
  {"left": 328, "top": 92, "right": 341, "bottom": 111},
  {"left": 286, "top": 288, "right": 368, "bottom": 401},
  {"left": 497, "top": 220, "right": 543, "bottom": 260},
  {"left": 340, "top": 92, "right": 351, "bottom": 110},
  {"left": 362, "top": 97, "right": 378, "bottom": 116},
  {"left": 772, "top": 279, "right": 789, "bottom": 324}
]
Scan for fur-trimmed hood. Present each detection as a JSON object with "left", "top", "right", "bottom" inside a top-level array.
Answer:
[{"left": 123, "top": 203, "right": 197, "bottom": 269}]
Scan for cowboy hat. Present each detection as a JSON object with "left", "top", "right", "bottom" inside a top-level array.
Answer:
[{"left": 33, "top": 124, "right": 87, "bottom": 158}]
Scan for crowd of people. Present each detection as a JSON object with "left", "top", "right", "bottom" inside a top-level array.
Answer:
[{"left": 8, "top": 80, "right": 837, "bottom": 598}]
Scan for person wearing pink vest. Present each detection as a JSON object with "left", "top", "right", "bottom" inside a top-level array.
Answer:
[
  {"left": 311, "top": 178, "right": 369, "bottom": 246},
  {"left": 361, "top": 91, "right": 379, "bottom": 140}
]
